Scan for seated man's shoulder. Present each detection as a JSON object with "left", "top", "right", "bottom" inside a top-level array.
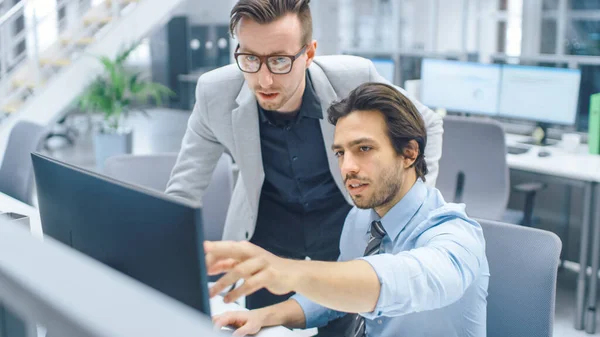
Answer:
[{"left": 420, "top": 188, "right": 481, "bottom": 231}]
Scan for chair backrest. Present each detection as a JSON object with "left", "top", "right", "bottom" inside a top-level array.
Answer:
[
  {"left": 103, "top": 153, "right": 234, "bottom": 241},
  {"left": 103, "top": 153, "right": 179, "bottom": 192},
  {"left": 479, "top": 218, "right": 561, "bottom": 337},
  {"left": 0, "top": 121, "right": 47, "bottom": 205},
  {"left": 437, "top": 116, "right": 509, "bottom": 220}
]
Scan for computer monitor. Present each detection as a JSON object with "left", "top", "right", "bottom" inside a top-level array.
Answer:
[
  {"left": 370, "top": 58, "right": 395, "bottom": 84},
  {"left": 498, "top": 65, "right": 581, "bottom": 126},
  {"left": 421, "top": 59, "right": 502, "bottom": 116},
  {"left": 31, "top": 153, "right": 211, "bottom": 316}
]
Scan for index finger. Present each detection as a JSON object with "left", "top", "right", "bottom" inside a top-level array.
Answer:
[{"left": 204, "top": 241, "right": 257, "bottom": 267}]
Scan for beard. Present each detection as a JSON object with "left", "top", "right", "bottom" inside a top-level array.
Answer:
[
  {"left": 258, "top": 98, "right": 283, "bottom": 111},
  {"left": 350, "top": 167, "right": 402, "bottom": 210},
  {"left": 254, "top": 89, "right": 286, "bottom": 111}
]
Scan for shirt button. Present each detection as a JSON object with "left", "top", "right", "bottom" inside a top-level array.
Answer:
[
  {"left": 378, "top": 319, "right": 383, "bottom": 324},
  {"left": 303, "top": 202, "right": 309, "bottom": 207},
  {"left": 292, "top": 156, "right": 298, "bottom": 161}
]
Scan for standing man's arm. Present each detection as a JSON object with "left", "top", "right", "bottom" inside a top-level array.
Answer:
[
  {"left": 366, "top": 62, "right": 444, "bottom": 187},
  {"left": 165, "top": 77, "right": 226, "bottom": 204}
]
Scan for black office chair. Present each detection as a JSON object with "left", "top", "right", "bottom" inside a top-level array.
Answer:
[{"left": 512, "top": 182, "right": 546, "bottom": 227}]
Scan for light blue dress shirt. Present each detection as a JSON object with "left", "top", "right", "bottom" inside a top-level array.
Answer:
[{"left": 292, "top": 179, "right": 489, "bottom": 337}]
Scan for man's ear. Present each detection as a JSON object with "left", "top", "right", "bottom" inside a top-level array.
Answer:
[
  {"left": 306, "top": 40, "right": 317, "bottom": 67},
  {"left": 402, "top": 140, "right": 419, "bottom": 168}
]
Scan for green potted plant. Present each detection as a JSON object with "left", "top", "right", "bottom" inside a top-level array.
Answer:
[{"left": 79, "top": 43, "right": 174, "bottom": 170}]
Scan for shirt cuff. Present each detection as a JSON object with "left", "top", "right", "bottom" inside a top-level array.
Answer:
[
  {"left": 358, "top": 254, "right": 411, "bottom": 319},
  {"left": 291, "top": 294, "right": 343, "bottom": 328}
]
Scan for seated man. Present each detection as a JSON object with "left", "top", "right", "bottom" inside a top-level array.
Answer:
[{"left": 205, "top": 82, "right": 489, "bottom": 337}]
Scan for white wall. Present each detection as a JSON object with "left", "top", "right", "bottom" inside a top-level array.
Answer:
[
  {"left": 176, "top": 0, "right": 234, "bottom": 25},
  {"left": 311, "top": 0, "right": 340, "bottom": 55},
  {"left": 436, "top": 0, "right": 479, "bottom": 53}
]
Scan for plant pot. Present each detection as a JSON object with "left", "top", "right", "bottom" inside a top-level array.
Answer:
[{"left": 93, "top": 128, "right": 133, "bottom": 171}]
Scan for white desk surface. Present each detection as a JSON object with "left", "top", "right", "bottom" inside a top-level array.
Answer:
[
  {"left": 506, "top": 133, "right": 600, "bottom": 182},
  {"left": 0, "top": 192, "right": 42, "bottom": 238}
]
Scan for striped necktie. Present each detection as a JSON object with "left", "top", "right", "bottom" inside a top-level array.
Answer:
[{"left": 346, "top": 220, "right": 387, "bottom": 337}]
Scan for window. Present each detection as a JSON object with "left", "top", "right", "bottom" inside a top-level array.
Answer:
[
  {"left": 571, "top": 0, "right": 600, "bottom": 10},
  {"left": 567, "top": 20, "right": 600, "bottom": 56}
]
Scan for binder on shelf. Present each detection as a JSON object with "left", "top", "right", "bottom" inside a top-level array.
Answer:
[{"left": 589, "top": 93, "right": 600, "bottom": 155}]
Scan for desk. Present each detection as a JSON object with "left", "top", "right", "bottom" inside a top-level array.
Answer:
[
  {"left": 0, "top": 192, "right": 42, "bottom": 238},
  {"left": 506, "top": 134, "right": 600, "bottom": 333}
]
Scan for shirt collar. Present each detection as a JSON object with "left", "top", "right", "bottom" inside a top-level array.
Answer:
[
  {"left": 367, "top": 179, "right": 428, "bottom": 240},
  {"left": 258, "top": 71, "right": 322, "bottom": 124}
]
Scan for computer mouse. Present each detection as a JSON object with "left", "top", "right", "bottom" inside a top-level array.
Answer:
[{"left": 538, "top": 150, "right": 551, "bottom": 157}]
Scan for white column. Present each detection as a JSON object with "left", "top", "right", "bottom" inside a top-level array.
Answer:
[
  {"left": 477, "top": 0, "right": 500, "bottom": 63},
  {"left": 427, "top": 0, "right": 439, "bottom": 51},
  {"left": 555, "top": 0, "right": 567, "bottom": 55},
  {"left": 520, "top": 0, "right": 542, "bottom": 57}
]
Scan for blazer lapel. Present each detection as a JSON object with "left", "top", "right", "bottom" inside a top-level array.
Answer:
[
  {"left": 232, "top": 83, "right": 264, "bottom": 214},
  {"left": 309, "top": 63, "right": 353, "bottom": 204}
]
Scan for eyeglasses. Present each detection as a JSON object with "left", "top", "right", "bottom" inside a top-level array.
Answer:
[{"left": 234, "top": 45, "right": 307, "bottom": 74}]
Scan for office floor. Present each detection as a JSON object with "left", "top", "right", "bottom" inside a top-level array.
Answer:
[{"left": 43, "top": 108, "right": 596, "bottom": 337}]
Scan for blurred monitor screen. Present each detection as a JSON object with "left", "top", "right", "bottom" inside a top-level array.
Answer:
[
  {"left": 498, "top": 65, "right": 581, "bottom": 125},
  {"left": 370, "top": 58, "right": 395, "bottom": 84},
  {"left": 421, "top": 59, "right": 501, "bottom": 116}
]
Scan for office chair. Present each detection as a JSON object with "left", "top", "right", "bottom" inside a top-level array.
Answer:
[
  {"left": 0, "top": 121, "right": 47, "bottom": 205},
  {"left": 102, "top": 152, "right": 234, "bottom": 241},
  {"left": 479, "top": 218, "right": 561, "bottom": 337},
  {"left": 437, "top": 115, "right": 545, "bottom": 225},
  {"left": 437, "top": 116, "right": 509, "bottom": 220}
]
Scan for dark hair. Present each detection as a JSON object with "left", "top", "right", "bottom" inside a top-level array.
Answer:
[
  {"left": 230, "top": 0, "right": 312, "bottom": 46},
  {"left": 328, "top": 82, "right": 428, "bottom": 181}
]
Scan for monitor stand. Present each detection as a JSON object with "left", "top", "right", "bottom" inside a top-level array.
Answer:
[{"left": 518, "top": 123, "right": 558, "bottom": 147}]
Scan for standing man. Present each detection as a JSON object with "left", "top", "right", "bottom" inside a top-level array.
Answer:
[
  {"left": 166, "top": 0, "right": 443, "bottom": 310},
  {"left": 207, "top": 82, "right": 488, "bottom": 337}
]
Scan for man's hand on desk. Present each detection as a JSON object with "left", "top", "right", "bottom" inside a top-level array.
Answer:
[
  {"left": 212, "top": 300, "right": 306, "bottom": 337},
  {"left": 204, "top": 241, "right": 302, "bottom": 303},
  {"left": 213, "top": 310, "right": 266, "bottom": 336}
]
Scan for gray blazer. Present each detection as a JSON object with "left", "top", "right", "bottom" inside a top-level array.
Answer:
[{"left": 166, "top": 55, "right": 443, "bottom": 241}]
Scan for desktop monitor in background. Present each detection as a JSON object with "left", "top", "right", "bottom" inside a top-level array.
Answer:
[
  {"left": 421, "top": 59, "right": 502, "bottom": 116},
  {"left": 370, "top": 58, "right": 396, "bottom": 84},
  {"left": 498, "top": 65, "right": 581, "bottom": 126},
  {"left": 31, "top": 153, "right": 211, "bottom": 316}
]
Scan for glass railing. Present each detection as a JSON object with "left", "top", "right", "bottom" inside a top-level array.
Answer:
[{"left": 0, "top": 0, "right": 139, "bottom": 118}]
